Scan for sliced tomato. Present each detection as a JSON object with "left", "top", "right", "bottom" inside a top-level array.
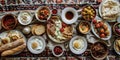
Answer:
[
  {"left": 60, "top": 28, "right": 64, "bottom": 32},
  {"left": 62, "top": 22, "right": 67, "bottom": 27}
]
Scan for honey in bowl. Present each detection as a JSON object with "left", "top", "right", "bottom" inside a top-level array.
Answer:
[{"left": 65, "top": 11, "right": 74, "bottom": 20}]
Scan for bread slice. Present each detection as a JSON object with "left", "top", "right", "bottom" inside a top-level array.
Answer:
[
  {"left": 34, "top": 25, "right": 45, "bottom": 35},
  {"left": 32, "top": 24, "right": 38, "bottom": 35}
]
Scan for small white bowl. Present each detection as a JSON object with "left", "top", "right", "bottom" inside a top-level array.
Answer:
[
  {"left": 61, "top": 7, "right": 79, "bottom": 24},
  {"left": 18, "top": 11, "right": 33, "bottom": 25},
  {"left": 52, "top": 45, "right": 64, "bottom": 57},
  {"left": 35, "top": 6, "right": 51, "bottom": 22}
]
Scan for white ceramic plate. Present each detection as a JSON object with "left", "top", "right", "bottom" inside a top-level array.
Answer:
[
  {"left": 91, "top": 16, "right": 112, "bottom": 40},
  {"left": 114, "top": 38, "right": 120, "bottom": 55},
  {"left": 47, "top": 16, "right": 73, "bottom": 43},
  {"left": 69, "top": 36, "right": 87, "bottom": 54},
  {"left": 35, "top": 6, "right": 51, "bottom": 22},
  {"left": 0, "top": 30, "right": 26, "bottom": 55},
  {"left": 47, "top": 30, "right": 65, "bottom": 43},
  {"left": 18, "top": 11, "right": 33, "bottom": 25},
  {"left": 99, "top": 0, "right": 120, "bottom": 22},
  {"left": 27, "top": 36, "right": 46, "bottom": 54},
  {"left": 47, "top": 26, "right": 74, "bottom": 43}
]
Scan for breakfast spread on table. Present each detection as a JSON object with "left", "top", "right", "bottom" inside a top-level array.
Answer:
[{"left": 0, "top": 0, "right": 120, "bottom": 60}]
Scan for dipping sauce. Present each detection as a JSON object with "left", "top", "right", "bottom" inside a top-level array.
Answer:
[{"left": 65, "top": 11, "right": 74, "bottom": 20}]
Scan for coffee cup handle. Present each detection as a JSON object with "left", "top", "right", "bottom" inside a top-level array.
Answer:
[{"left": 77, "top": 9, "right": 82, "bottom": 18}]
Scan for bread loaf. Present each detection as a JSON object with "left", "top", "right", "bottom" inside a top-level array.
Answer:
[
  {"left": 0, "top": 39, "right": 24, "bottom": 52},
  {"left": 1, "top": 44, "right": 26, "bottom": 56}
]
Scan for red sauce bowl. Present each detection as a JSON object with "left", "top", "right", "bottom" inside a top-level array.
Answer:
[
  {"left": 2, "top": 14, "right": 17, "bottom": 30},
  {"left": 52, "top": 9, "right": 58, "bottom": 15},
  {"left": 52, "top": 45, "right": 64, "bottom": 57}
]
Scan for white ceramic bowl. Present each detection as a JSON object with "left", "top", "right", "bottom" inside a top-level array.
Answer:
[
  {"left": 52, "top": 45, "right": 64, "bottom": 57},
  {"left": 35, "top": 6, "right": 51, "bottom": 22},
  {"left": 18, "top": 11, "right": 33, "bottom": 25},
  {"left": 61, "top": 7, "right": 79, "bottom": 24},
  {"left": 91, "top": 16, "right": 112, "bottom": 40}
]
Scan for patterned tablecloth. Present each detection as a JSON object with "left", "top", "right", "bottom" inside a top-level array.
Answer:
[{"left": 0, "top": 0, "right": 120, "bottom": 60}]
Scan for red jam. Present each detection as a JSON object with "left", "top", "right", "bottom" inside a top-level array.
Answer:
[
  {"left": 52, "top": 9, "right": 57, "bottom": 15},
  {"left": 54, "top": 46, "right": 63, "bottom": 55}
]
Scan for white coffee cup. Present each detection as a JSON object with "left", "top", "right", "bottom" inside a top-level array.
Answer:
[{"left": 61, "top": 7, "right": 81, "bottom": 24}]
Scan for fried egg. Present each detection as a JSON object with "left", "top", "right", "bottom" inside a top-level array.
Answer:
[
  {"left": 73, "top": 39, "right": 84, "bottom": 51},
  {"left": 30, "top": 38, "right": 43, "bottom": 51}
]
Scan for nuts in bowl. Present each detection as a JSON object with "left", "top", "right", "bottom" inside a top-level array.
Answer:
[
  {"left": 81, "top": 5, "right": 96, "bottom": 21},
  {"left": 35, "top": 6, "right": 51, "bottom": 22}
]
